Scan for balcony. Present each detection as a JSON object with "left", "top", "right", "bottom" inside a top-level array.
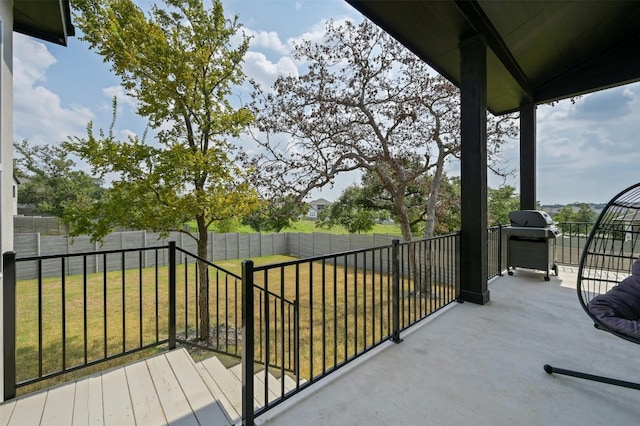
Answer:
[
  {"left": 1, "top": 256, "right": 637, "bottom": 425},
  {"left": 260, "top": 265, "right": 639, "bottom": 425}
]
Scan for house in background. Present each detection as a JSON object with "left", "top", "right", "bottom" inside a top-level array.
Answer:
[
  {"left": 306, "top": 198, "right": 331, "bottom": 220},
  {"left": 0, "top": 0, "right": 74, "bottom": 402}
]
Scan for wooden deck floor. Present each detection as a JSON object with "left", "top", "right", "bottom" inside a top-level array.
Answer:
[{"left": 0, "top": 349, "right": 234, "bottom": 426}]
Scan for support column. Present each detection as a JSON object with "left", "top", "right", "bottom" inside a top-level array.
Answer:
[
  {"left": 519, "top": 102, "right": 537, "bottom": 210},
  {"left": 459, "top": 35, "right": 489, "bottom": 305}
]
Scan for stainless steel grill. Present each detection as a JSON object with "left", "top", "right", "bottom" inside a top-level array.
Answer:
[{"left": 504, "top": 210, "right": 561, "bottom": 281}]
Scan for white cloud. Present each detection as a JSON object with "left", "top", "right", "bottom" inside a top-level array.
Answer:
[
  {"left": 243, "top": 51, "right": 298, "bottom": 89},
  {"left": 244, "top": 29, "right": 290, "bottom": 55},
  {"left": 288, "top": 17, "right": 353, "bottom": 47},
  {"left": 102, "top": 85, "right": 138, "bottom": 109},
  {"left": 13, "top": 34, "right": 94, "bottom": 145},
  {"left": 533, "top": 82, "right": 640, "bottom": 204},
  {"left": 13, "top": 35, "right": 56, "bottom": 86},
  {"left": 120, "top": 129, "right": 138, "bottom": 139}
]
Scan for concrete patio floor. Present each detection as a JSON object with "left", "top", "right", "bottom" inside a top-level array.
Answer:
[{"left": 260, "top": 266, "right": 640, "bottom": 426}]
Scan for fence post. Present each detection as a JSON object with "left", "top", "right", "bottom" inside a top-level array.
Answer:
[
  {"left": 391, "top": 240, "right": 402, "bottom": 344},
  {"left": 241, "top": 260, "right": 255, "bottom": 426},
  {"left": 168, "top": 241, "right": 176, "bottom": 350},
  {"left": 3, "top": 251, "right": 16, "bottom": 400}
]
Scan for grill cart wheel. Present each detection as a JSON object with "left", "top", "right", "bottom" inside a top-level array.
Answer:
[{"left": 544, "top": 182, "right": 640, "bottom": 390}]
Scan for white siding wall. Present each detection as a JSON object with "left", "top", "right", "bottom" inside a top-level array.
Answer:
[{"left": 0, "top": 0, "right": 13, "bottom": 402}]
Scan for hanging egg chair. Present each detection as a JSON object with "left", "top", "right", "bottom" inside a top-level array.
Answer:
[{"left": 544, "top": 182, "right": 640, "bottom": 390}]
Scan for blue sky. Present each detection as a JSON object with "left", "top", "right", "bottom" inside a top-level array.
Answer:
[{"left": 13, "top": 0, "right": 640, "bottom": 205}]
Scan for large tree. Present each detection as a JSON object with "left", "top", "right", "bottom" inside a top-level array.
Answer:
[
  {"left": 68, "top": 0, "right": 258, "bottom": 341},
  {"left": 316, "top": 185, "right": 377, "bottom": 234},
  {"left": 359, "top": 169, "right": 462, "bottom": 237},
  {"left": 14, "top": 139, "right": 104, "bottom": 218},
  {"left": 250, "top": 19, "right": 517, "bottom": 243}
]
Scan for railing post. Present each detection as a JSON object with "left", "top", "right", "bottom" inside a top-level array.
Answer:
[
  {"left": 456, "top": 232, "right": 462, "bottom": 299},
  {"left": 242, "top": 260, "right": 255, "bottom": 426},
  {"left": 168, "top": 242, "right": 176, "bottom": 350},
  {"left": 498, "top": 224, "right": 503, "bottom": 276},
  {"left": 391, "top": 240, "right": 402, "bottom": 344},
  {"left": 3, "top": 251, "right": 16, "bottom": 400},
  {"left": 293, "top": 300, "right": 299, "bottom": 377}
]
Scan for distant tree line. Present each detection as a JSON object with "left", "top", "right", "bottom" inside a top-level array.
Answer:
[{"left": 550, "top": 203, "right": 598, "bottom": 224}]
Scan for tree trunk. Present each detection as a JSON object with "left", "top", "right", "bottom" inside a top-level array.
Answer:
[
  {"left": 393, "top": 197, "right": 427, "bottom": 295},
  {"left": 419, "top": 155, "right": 447, "bottom": 295},
  {"left": 395, "top": 200, "right": 413, "bottom": 243},
  {"left": 423, "top": 155, "right": 446, "bottom": 239},
  {"left": 196, "top": 215, "right": 210, "bottom": 342}
]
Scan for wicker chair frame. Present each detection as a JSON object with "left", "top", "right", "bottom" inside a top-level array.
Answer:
[{"left": 544, "top": 182, "right": 640, "bottom": 390}]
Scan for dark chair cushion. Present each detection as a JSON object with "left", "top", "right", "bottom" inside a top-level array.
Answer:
[{"left": 588, "top": 258, "right": 640, "bottom": 339}]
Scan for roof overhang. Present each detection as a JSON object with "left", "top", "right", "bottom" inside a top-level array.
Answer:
[
  {"left": 13, "top": 0, "right": 75, "bottom": 46},
  {"left": 346, "top": 1, "right": 640, "bottom": 115}
]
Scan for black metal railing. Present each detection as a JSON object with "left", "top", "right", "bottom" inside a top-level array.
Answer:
[
  {"left": 241, "top": 234, "right": 460, "bottom": 424},
  {"left": 554, "top": 222, "right": 593, "bottom": 266},
  {"left": 175, "top": 247, "right": 297, "bottom": 371},
  {"left": 3, "top": 241, "right": 296, "bottom": 400},
  {"left": 3, "top": 244, "right": 175, "bottom": 398},
  {"left": 488, "top": 225, "right": 505, "bottom": 279}
]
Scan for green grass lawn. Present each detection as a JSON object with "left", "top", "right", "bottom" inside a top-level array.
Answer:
[{"left": 188, "top": 219, "right": 403, "bottom": 236}]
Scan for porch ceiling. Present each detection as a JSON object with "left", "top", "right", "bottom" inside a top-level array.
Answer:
[
  {"left": 346, "top": 0, "right": 640, "bottom": 115},
  {"left": 13, "top": 0, "right": 74, "bottom": 46}
]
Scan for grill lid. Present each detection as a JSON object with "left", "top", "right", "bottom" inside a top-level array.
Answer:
[
  {"left": 508, "top": 210, "right": 554, "bottom": 228},
  {"left": 504, "top": 226, "right": 561, "bottom": 239}
]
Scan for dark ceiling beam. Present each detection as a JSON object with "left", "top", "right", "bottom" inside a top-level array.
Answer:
[{"left": 453, "top": 0, "right": 532, "bottom": 103}]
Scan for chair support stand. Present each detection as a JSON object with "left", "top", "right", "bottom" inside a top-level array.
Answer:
[{"left": 544, "top": 364, "right": 640, "bottom": 391}]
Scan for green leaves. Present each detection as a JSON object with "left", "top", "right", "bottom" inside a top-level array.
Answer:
[
  {"left": 14, "top": 139, "right": 104, "bottom": 219},
  {"left": 67, "top": 1, "right": 258, "bottom": 248}
]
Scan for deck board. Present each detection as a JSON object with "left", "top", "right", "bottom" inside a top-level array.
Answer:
[
  {"left": 255, "top": 369, "right": 284, "bottom": 400},
  {"left": 165, "top": 350, "right": 230, "bottom": 425},
  {"left": 146, "top": 353, "right": 199, "bottom": 426},
  {"left": 125, "top": 360, "right": 167, "bottom": 425},
  {"left": 85, "top": 375, "right": 104, "bottom": 425},
  {"left": 0, "top": 399, "right": 15, "bottom": 426},
  {"left": 230, "top": 364, "right": 275, "bottom": 407},
  {"left": 6, "top": 390, "right": 46, "bottom": 426},
  {"left": 198, "top": 357, "right": 243, "bottom": 415},
  {"left": 40, "top": 382, "right": 75, "bottom": 425},
  {"left": 0, "top": 348, "right": 238, "bottom": 426},
  {"left": 195, "top": 361, "right": 241, "bottom": 424},
  {"left": 101, "top": 367, "right": 135, "bottom": 426},
  {"left": 71, "top": 376, "right": 90, "bottom": 426}
]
